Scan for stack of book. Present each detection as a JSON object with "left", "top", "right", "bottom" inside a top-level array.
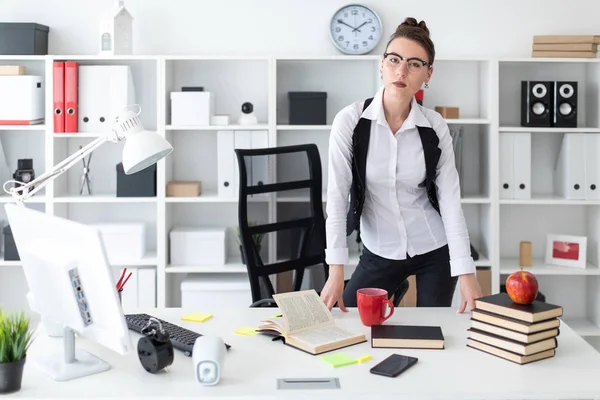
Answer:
[
  {"left": 467, "top": 293, "right": 563, "bottom": 365},
  {"left": 532, "top": 35, "right": 600, "bottom": 58}
]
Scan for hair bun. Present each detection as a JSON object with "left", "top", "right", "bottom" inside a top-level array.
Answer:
[{"left": 397, "top": 17, "right": 430, "bottom": 37}]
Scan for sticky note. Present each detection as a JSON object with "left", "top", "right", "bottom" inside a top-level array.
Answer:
[
  {"left": 181, "top": 312, "right": 213, "bottom": 323},
  {"left": 357, "top": 354, "right": 372, "bottom": 363},
  {"left": 270, "top": 313, "right": 283, "bottom": 318},
  {"left": 234, "top": 326, "right": 258, "bottom": 336},
  {"left": 320, "top": 352, "right": 357, "bottom": 368}
]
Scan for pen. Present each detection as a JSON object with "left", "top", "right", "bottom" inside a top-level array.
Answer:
[
  {"left": 117, "top": 272, "right": 132, "bottom": 292},
  {"left": 116, "top": 268, "right": 127, "bottom": 290}
]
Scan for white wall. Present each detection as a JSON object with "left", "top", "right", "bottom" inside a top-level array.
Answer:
[{"left": 1, "top": 0, "right": 599, "bottom": 58}]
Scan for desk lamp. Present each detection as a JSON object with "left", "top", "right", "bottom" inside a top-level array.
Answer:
[{"left": 2, "top": 105, "right": 173, "bottom": 203}]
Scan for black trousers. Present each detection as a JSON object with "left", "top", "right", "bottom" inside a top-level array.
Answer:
[{"left": 342, "top": 244, "right": 458, "bottom": 308}]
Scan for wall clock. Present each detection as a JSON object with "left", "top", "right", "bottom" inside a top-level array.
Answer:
[{"left": 329, "top": 4, "right": 383, "bottom": 55}]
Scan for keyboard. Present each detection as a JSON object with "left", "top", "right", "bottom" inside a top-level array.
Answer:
[{"left": 125, "top": 313, "right": 231, "bottom": 357}]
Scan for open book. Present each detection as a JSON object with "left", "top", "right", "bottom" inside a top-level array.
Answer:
[{"left": 256, "top": 289, "right": 367, "bottom": 355}]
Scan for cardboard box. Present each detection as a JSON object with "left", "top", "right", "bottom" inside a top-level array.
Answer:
[
  {"left": 166, "top": 181, "right": 202, "bottom": 197},
  {"left": 435, "top": 106, "right": 459, "bottom": 119},
  {"left": 0, "top": 65, "right": 25, "bottom": 75}
]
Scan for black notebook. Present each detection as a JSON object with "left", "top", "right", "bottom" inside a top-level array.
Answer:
[{"left": 371, "top": 325, "right": 445, "bottom": 349}]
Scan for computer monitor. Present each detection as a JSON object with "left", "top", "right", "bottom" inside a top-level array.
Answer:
[{"left": 4, "top": 203, "right": 134, "bottom": 382}]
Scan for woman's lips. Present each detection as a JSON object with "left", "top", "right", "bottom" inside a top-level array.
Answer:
[{"left": 393, "top": 81, "right": 407, "bottom": 88}]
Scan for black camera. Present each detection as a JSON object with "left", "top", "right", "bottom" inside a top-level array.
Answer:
[{"left": 13, "top": 159, "right": 35, "bottom": 195}]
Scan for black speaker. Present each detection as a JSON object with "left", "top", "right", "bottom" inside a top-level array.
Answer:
[
  {"left": 521, "top": 81, "right": 553, "bottom": 127},
  {"left": 553, "top": 81, "right": 577, "bottom": 127}
]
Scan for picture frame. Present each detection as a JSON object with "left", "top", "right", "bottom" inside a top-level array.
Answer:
[{"left": 545, "top": 234, "right": 587, "bottom": 269}]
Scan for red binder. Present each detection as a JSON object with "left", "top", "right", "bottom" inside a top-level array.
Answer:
[
  {"left": 64, "top": 61, "right": 78, "bottom": 133},
  {"left": 53, "top": 61, "right": 65, "bottom": 133}
]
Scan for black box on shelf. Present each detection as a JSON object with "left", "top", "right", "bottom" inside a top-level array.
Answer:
[
  {"left": 0, "top": 23, "right": 49, "bottom": 55},
  {"left": 116, "top": 162, "right": 157, "bottom": 197},
  {"left": 288, "top": 91, "right": 327, "bottom": 125},
  {"left": 3, "top": 225, "right": 19, "bottom": 261}
]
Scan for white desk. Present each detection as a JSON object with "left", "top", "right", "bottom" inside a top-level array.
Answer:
[{"left": 12, "top": 307, "right": 600, "bottom": 399}]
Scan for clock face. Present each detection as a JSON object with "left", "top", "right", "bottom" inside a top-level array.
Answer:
[{"left": 330, "top": 4, "right": 383, "bottom": 55}]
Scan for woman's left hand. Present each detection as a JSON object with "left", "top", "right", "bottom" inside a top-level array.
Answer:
[{"left": 457, "top": 273, "right": 483, "bottom": 313}]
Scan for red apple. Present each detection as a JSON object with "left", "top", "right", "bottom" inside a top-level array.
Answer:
[{"left": 506, "top": 270, "right": 538, "bottom": 305}]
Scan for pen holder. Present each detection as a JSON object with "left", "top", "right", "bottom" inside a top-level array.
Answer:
[{"left": 118, "top": 289, "right": 122, "bottom": 305}]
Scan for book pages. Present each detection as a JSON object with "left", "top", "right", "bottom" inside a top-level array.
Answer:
[{"left": 273, "top": 290, "right": 334, "bottom": 335}]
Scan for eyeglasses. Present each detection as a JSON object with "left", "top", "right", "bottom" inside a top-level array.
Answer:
[{"left": 383, "top": 52, "right": 431, "bottom": 73}]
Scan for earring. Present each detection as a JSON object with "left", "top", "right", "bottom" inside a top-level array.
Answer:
[
  {"left": 380, "top": 71, "right": 382, "bottom": 80},
  {"left": 424, "top": 82, "right": 429, "bottom": 89}
]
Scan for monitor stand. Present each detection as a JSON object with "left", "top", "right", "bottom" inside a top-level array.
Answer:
[{"left": 32, "top": 327, "right": 110, "bottom": 381}]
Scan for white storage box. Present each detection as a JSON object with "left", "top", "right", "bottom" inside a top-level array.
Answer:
[
  {"left": 181, "top": 274, "right": 252, "bottom": 309},
  {"left": 170, "top": 91, "right": 214, "bottom": 126},
  {"left": 0, "top": 75, "right": 44, "bottom": 124},
  {"left": 90, "top": 222, "right": 146, "bottom": 264},
  {"left": 170, "top": 226, "right": 226, "bottom": 266}
]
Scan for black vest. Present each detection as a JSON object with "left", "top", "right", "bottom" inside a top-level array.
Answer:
[{"left": 346, "top": 97, "right": 442, "bottom": 236}]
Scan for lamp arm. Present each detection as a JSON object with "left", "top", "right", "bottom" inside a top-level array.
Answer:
[{"left": 4, "top": 135, "right": 109, "bottom": 202}]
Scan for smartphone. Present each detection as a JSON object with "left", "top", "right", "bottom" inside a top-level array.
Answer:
[{"left": 369, "top": 354, "right": 418, "bottom": 378}]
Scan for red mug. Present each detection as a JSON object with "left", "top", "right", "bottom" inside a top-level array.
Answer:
[{"left": 357, "top": 288, "right": 394, "bottom": 326}]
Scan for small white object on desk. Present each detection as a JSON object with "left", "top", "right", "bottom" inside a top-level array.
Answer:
[{"left": 192, "top": 336, "right": 227, "bottom": 386}]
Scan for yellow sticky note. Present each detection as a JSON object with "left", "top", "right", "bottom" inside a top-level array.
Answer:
[
  {"left": 357, "top": 354, "right": 372, "bottom": 363},
  {"left": 234, "top": 326, "right": 258, "bottom": 336},
  {"left": 321, "top": 353, "right": 357, "bottom": 368},
  {"left": 270, "top": 313, "right": 283, "bottom": 318},
  {"left": 181, "top": 312, "right": 213, "bottom": 323}
]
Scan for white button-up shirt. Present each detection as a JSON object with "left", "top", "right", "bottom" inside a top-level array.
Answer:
[{"left": 325, "top": 86, "right": 475, "bottom": 277}]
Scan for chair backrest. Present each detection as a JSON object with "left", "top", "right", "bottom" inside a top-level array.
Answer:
[{"left": 234, "top": 143, "right": 328, "bottom": 304}]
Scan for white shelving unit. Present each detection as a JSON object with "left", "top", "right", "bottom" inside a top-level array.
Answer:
[{"left": 0, "top": 54, "right": 599, "bottom": 349}]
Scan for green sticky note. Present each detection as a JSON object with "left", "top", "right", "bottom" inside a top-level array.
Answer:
[{"left": 321, "top": 353, "right": 357, "bottom": 368}]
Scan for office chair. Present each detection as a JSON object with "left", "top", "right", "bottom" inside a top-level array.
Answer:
[
  {"left": 235, "top": 143, "right": 410, "bottom": 308},
  {"left": 235, "top": 143, "right": 329, "bottom": 308}
]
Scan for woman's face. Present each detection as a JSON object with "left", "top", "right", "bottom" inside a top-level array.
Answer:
[{"left": 381, "top": 37, "right": 433, "bottom": 98}]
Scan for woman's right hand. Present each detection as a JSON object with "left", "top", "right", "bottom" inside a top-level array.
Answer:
[{"left": 320, "top": 265, "right": 347, "bottom": 312}]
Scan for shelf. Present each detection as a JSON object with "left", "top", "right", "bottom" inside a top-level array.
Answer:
[
  {"left": 166, "top": 124, "right": 269, "bottom": 131},
  {"left": 500, "top": 259, "right": 600, "bottom": 275},
  {"left": 277, "top": 125, "right": 332, "bottom": 131},
  {"left": 0, "top": 125, "right": 45, "bottom": 131},
  {"left": 0, "top": 195, "right": 45, "bottom": 204},
  {"left": 0, "top": 255, "right": 20, "bottom": 267},
  {"left": 445, "top": 119, "right": 491, "bottom": 125},
  {"left": 54, "top": 194, "right": 157, "bottom": 203},
  {"left": 276, "top": 195, "right": 490, "bottom": 204},
  {"left": 500, "top": 57, "right": 600, "bottom": 63},
  {"left": 111, "top": 251, "right": 158, "bottom": 267},
  {"left": 499, "top": 126, "right": 600, "bottom": 133},
  {"left": 563, "top": 318, "right": 600, "bottom": 337},
  {"left": 500, "top": 195, "right": 600, "bottom": 205},
  {"left": 166, "top": 193, "right": 269, "bottom": 203},
  {"left": 53, "top": 132, "right": 103, "bottom": 138},
  {"left": 166, "top": 260, "right": 248, "bottom": 274}
]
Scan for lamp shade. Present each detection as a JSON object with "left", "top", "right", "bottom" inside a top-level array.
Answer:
[
  {"left": 112, "top": 106, "right": 173, "bottom": 174},
  {"left": 122, "top": 130, "right": 173, "bottom": 174}
]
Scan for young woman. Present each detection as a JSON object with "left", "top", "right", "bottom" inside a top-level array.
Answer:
[{"left": 320, "top": 17, "right": 482, "bottom": 313}]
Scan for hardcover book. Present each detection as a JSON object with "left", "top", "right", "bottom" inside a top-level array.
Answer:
[
  {"left": 371, "top": 324, "right": 444, "bottom": 349},
  {"left": 474, "top": 293, "right": 563, "bottom": 323}
]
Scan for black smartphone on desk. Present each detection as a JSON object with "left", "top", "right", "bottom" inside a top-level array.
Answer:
[{"left": 370, "top": 354, "right": 418, "bottom": 378}]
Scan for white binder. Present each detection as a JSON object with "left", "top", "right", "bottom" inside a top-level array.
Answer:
[
  {"left": 78, "top": 65, "right": 136, "bottom": 132},
  {"left": 217, "top": 130, "right": 235, "bottom": 197},
  {"left": 585, "top": 134, "right": 600, "bottom": 200},
  {"left": 555, "top": 133, "right": 586, "bottom": 200},
  {"left": 500, "top": 132, "right": 531, "bottom": 199},
  {"left": 513, "top": 132, "right": 532, "bottom": 200}
]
